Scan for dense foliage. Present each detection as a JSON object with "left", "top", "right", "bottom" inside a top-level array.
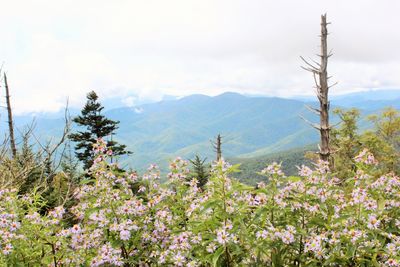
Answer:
[
  {"left": 1, "top": 138, "right": 400, "bottom": 266},
  {"left": 331, "top": 107, "right": 400, "bottom": 177}
]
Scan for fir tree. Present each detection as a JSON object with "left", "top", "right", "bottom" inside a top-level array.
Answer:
[
  {"left": 189, "top": 155, "right": 209, "bottom": 189},
  {"left": 17, "top": 135, "right": 42, "bottom": 195},
  {"left": 69, "top": 91, "right": 131, "bottom": 170}
]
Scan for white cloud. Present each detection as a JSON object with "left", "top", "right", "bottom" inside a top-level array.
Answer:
[
  {"left": 134, "top": 107, "right": 144, "bottom": 114},
  {"left": 1, "top": 0, "right": 400, "bottom": 114},
  {"left": 122, "top": 96, "right": 138, "bottom": 107}
]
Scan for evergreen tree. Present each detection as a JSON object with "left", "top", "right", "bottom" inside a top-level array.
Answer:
[
  {"left": 69, "top": 91, "right": 131, "bottom": 170},
  {"left": 17, "top": 135, "right": 43, "bottom": 195},
  {"left": 189, "top": 155, "right": 209, "bottom": 189}
]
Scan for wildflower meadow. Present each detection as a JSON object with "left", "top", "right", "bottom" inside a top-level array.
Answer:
[{"left": 1, "top": 139, "right": 399, "bottom": 266}]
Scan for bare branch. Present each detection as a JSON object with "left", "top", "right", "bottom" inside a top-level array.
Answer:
[
  {"left": 328, "top": 81, "right": 338, "bottom": 89},
  {"left": 305, "top": 104, "right": 321, "bottom": 115},
  {"left": 301, "top": 66, "right": 319, "bottom": 74},
  {"left": 300, "top": 115, "right": 321, "bottom": 130},
  {"left": 300, "top": 56, "right": 318, "bottom": 69}
]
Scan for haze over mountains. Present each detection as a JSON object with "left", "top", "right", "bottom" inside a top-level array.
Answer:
[{"left": 3, "top": 89, "right": 400, "bottom": 171}]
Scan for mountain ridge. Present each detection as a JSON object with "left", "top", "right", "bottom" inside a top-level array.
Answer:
[{"left": 2, "top": 90, "right": 399, "bottom": 171}]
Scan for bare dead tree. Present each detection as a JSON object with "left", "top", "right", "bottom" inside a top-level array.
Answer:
[
  {"left": 4, "top": 73, "right": 17, "bottom": 158},
  {"left": 211, "top": 134, "right": 222, "bottom": 161},
  {"left": 300, "top": 14, "right": 336, "bottom": 162}
]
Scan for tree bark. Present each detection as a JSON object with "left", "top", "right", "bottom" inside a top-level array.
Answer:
[
  {"left": 318, "top": 14, "right": 330, "bottom": 161},
  {"left": 4, "top": 73, "right": 17, "bottom": 158},
  {"left": 301, "top": 14, "right": 333, "bottom": 162},
  {"left": 212, "top": 134, "right": 222, "bottom": 161}
]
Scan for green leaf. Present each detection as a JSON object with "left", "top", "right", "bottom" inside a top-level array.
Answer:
[
  {"left": 365, "top": 251, "right": 379, "bottom": 267},
  {"left": 288, "top": 176, "right": 301, "bottom": 182},
  {"left": 309, "top": 217, "right": 327, "bottom": 227},
  {"left": 228, "top": 163, "right": 242, "bottom": 173},
  {"left": 212, "top": 246, "right": 225, "bottom": 267},
  {"left": 377, "top": 198, "right": 385, "bottom": 211},
  {"left": 79, "top": 178, "right": 96, "bottom": 185},
  {"left": 346, "top": 245, "right": 356, "bottom": 258},
  {"left": 202, "top": 200, "right": 220, "bottom": 213}
]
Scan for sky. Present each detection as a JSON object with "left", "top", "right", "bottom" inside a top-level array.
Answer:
[{"left": 1, "top": 0, "right": 400, "bottom": 114}]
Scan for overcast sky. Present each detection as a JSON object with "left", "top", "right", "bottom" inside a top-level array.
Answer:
[{"left": 1, "top": 0, "right": 400, "bottom": 114}]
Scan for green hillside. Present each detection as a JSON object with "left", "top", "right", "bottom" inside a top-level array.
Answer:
[
  {"left": 229, "top": 144, "right": 317, "bottom": 185},
  {"left": 103, "top": 92, "right": 319, "bottom": 170}
]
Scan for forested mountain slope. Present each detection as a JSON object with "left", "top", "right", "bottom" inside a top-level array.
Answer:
[{"left": 4, "top": 90, "right": 400, "bottom": 171}]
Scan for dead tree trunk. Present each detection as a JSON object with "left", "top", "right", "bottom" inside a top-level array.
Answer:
[
  {"left": 4, "top": 73, "right": 17, "bottom": 158},
  {"left": 301, "top": 14, "right": 336, "bottom": 162},
  {"left": 212, "top": 134, "right": 222, "bottom": 161}
]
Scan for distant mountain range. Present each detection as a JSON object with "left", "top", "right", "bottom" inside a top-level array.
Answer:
[
  {"left": 294, "top": 89, "right": 400, "bottom": 110},
  {"left": 3, "top": 89, "right": 400, "bottom": 171}
]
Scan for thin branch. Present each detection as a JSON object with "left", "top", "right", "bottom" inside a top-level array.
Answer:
[
  {"left": 328, "top": 81, "right": 338, "bottom": 89},
  {"left": 301, "top": 66, "right": 319, "bottom": 74},
  {"left": 299, "top": 115, "right": 321, "bottom": 130},
  {"left": 300, "top": 56, "right": 319, "bottom": 70},
  {"left": 305, "top": 104, "right": 321, "bottom": 115}
]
